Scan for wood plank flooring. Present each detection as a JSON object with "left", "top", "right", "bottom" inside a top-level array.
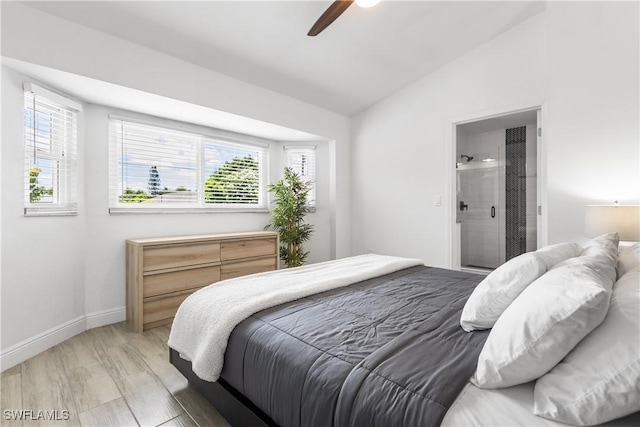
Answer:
[{"left": 0, "top": 323, "right": 230, "bottom": 427}]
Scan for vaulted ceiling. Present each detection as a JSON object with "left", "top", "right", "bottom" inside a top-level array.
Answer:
[{"left": 23, "top": 1, "right": 546, "bottom": 116}]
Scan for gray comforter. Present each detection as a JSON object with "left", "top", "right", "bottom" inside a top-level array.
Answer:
[{"left": 221, "top": 265, "right": 489, "bottom": 427}]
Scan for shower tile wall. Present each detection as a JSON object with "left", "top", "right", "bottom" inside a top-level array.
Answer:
[{"left": 506, "top": 126, "right": 528, "bottom": 260}]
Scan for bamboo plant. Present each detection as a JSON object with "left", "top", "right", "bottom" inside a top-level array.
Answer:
[{"left": 265, "top": 168, "right": 314, "bottom": 268}]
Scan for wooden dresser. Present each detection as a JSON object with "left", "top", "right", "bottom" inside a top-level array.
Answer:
[{"left": 126, "top": 231, "right": 279, "bottom": 332}]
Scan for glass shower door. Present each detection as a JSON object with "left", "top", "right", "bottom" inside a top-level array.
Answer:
[{"left": 457, "top": 166, "right": 501, "bottom": 270}]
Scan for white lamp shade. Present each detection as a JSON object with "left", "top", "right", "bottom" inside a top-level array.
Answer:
[{"left": 585, "top": 205, "right": 640, "bottom": 241}]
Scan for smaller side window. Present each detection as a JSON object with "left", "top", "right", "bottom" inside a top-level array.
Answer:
[
  {"left": 23, "top": 83, "right": 81, "bottom": 216},
  {"left": 285, "top": 146, "right": 316, "bottom": 207}
]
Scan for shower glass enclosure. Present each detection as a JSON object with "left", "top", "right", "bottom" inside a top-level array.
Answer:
[
  {"left": 456, "top": 113, "right": 538, "bottom": 271},
  {"left": 457, "top": 160, "right": 502, "bottom": 269}
]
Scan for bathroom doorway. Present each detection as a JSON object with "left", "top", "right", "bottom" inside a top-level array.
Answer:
[{"left": 455, "top": 109, "right": 540, "bottom": 272}]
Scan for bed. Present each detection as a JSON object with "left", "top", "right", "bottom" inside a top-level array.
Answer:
[{"left": 168, "top": 238, "right": 640, "bottom": 427}]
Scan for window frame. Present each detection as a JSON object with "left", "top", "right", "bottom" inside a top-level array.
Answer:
[
  {"left": 23, "top": 83, "right": 81, "bottom": 217},
  {"left": 108, "top": 114, "right": 270, "bottom": 214},
  {"left": 284, "top": 145, "right": 317, "bottom": 208}
]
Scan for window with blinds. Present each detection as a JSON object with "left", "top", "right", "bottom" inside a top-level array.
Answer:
[
  {"left": 285, "top": 146, "right": 316, "bottom": 206},
  {"left": 109, "top": 118, "right": 268, "bottom": 211},
  {"left": 24, "top": 83, "right": 80, "bottom": 216}
]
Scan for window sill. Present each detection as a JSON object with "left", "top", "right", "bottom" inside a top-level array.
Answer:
[
  {"left": 24, "top": 208, "right": 79, "bottom": 217},
  {"left": 109, "top": 207, "right": 269, "bottom": 215}
]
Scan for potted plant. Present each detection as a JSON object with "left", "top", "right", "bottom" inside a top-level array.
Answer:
[{"left": 265, "top": 167, "right": 314, "bottom": 268}]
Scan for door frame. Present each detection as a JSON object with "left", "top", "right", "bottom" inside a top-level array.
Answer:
[{"left": 447, "top": 103, "right": 547, "bottom": 270}]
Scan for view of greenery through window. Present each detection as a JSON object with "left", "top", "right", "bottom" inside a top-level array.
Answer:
[
  {"left": 29, "top": 166, "right": 53, "bottom": 202},
  {"left": 205, "top": 156, "right": 259, "bottom": 204},
  {"left": 24, "top": 98, "right": 70, "bottom": 207},
  {"left": 118, "top": 156, "right": 259, "bottom": 204}
]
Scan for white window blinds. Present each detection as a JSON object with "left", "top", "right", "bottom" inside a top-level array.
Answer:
[
  {"left": 285, "top": 146, "right": 316, "bottom": 206},
  {"left": 23, "top": 84, "right": 80, "bottom": 216},
  {"left": 109, "top": 118, "right": 268, "bottom": 211}
]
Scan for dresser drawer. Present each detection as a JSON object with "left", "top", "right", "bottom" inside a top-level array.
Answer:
[
  {"left": 143, "top": 265, "right": 220, "bottom": 298},
  {"left": 143, "top": 242, "right": 220, "bottom": 271},
  {"left": 143, "top": 292, "right": 192, "bottom": 327},
  {"left": 221, "top": 238, "right": 276, "bottom": 261},
  {"left": 221, "top": 257, "right": 277, "bottom": 280}
]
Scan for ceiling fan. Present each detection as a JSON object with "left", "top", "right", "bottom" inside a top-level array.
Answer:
[{"left": 308, "top": 0, "right": 381, "bottom": 36}]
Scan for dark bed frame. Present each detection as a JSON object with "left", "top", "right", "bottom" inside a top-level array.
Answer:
[{"left": 170, "top": 348, "right": 278, "bottom": 427}]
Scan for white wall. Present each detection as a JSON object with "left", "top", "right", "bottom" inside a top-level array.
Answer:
[
  {"left": 1, "top": 66, "right": 87, "bottom": 351},
  {"left": 545, "top": 1, "right": 640, "bottom": 243},
  {"left": 351, "top": 2, "right": 639, "bottom": 266},
  {"left": 0, "top": 2, "right": 350, "bottom": 368},
  {"left": 351, "top": 13, "right": 546, "bottom": 265},
  {"left": 0, "top": 4, "right": 4, "bottom": 374}
]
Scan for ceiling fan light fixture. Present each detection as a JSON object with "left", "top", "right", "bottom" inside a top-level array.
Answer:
[
  {"left": 308, "top": 0, "right": 381, "bottom": 37},
  {"left": 355, "top": 0, "right": 381, "bottom": 8}
]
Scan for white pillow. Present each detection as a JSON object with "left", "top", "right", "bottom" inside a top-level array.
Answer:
[
  {"left": 534, "top": 267, "right": 640, "bottom": 426},
  {"left": 617, "top": 242, "right": 640, "bottom": 277},
  {"left": 562, "top": 232, "right": 619, "bottom": 283},
  {"left": 472, "top": 254, "right": 615, "bottom": 389},
  {"left": 580, "top": 232, "right": 619, "bottom": 259},
  {"left": 460, "top": 243, "right": 581, "bottom": 332},
  {"left": 534, "top": 242, "right": 582, "bottom": 269},
  {"left": 460, "top": 253, "right": 544, "bottom": 332}
]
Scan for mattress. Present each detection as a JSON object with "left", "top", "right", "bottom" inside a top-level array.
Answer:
[{"left": 443, "top": 381, "right": 640, "bottom": 426}]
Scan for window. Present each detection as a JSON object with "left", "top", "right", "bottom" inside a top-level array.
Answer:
[
  {"left": 24, "top": 83, "right": 81, "bottom": 216},
  {"left": 285, "top": 146, "right": 316, "bottom": 206},
  {"left": 109, "top": 118, "right": 268, "bottom": 212}
]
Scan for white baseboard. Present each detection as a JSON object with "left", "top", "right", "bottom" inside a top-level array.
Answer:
[
  {"left": 86, "top": 306, "right": 126, "bottom": 329},
  {"left": 0, "top": 315, "right": 86, "bottom": 372},
  {"left": 1, "top": 306, "right": 126, "bottom": 372}
]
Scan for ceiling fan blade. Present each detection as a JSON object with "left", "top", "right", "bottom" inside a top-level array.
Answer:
[{"left": 308, "top": 0, "right": 354, "bottom": 36}]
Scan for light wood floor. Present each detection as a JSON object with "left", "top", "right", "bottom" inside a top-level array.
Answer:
[{"left": 0, "top": 322, "right": 230, "bottom": 427}]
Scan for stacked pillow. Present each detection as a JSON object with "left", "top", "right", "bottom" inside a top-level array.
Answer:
[
  {"left": 566, "top": 231, "right": 620, "bottom": 283},
  {"left": 533, "top": 263, "right": 639, "bottom": 425},
  {"left": 460, "top": 242, "right": 582, "bottom": 332},
  {"left": 471, "top": 233, "right": 619, "bottom": 389},
  {"left": 465, "top": 233, "right": 640, "bottom": 425}
]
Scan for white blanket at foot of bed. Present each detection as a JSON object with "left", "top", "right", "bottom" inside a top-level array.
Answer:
[{"left": 168, "top": 254, "right": 423, "bottom": 382}]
